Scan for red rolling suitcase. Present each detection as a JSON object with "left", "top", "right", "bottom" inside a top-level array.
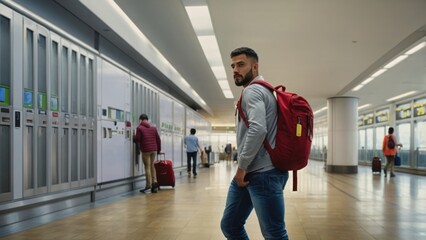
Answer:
[
  {"left": 154, "top": 153, "right": 175, "bottom": 189},
  {"left": 372, "top": 156, "right": 381, "bottom": 174}
]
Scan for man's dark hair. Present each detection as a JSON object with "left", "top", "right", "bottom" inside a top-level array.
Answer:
[
  {"left": 190, "top": 128, "right": 196, "bottom": 134},
  {"left": 139, "top": 114, "right": 149, "bottom": 121},
  {"left": 388, "top": 127, "right": 394, "bottom": 134},
  {"left": 230, "top": 47, "right": 258, "bottom": 62}
]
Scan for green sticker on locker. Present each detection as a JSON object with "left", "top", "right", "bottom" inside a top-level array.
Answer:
[{"left": 38, "top": 92, "right": 47, "bottom": 110}]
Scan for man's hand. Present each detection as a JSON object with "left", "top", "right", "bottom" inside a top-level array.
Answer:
[{"left": 234, "top": 168, "right": 249, "bottom": 187}]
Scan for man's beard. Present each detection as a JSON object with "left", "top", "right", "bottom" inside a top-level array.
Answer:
[{"left": 234, "top": 68, "right": 254, "bottom": 87}]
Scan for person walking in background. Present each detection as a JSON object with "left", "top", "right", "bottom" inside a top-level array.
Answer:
[
  {"left": 224, "top": 143, "right": 232, "bottom": 161},
  {"left": 220, "top": 47, "right": 289, "bottom": 239},
  {"left": 382, "top": 127, "right": 403, "bottom": 177},
  {"left": 232, "top": 146, "right": 238, "bottom": 163},
  {"left": 184, "top": 128, "right": 201, "bottom": 177},
  {"left": 133, "top": 114, "right": 161, "bottom": 193}
]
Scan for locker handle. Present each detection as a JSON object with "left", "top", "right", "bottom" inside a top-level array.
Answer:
[{"left": 108, "top": 128, "right": 112, "bottom": 138}]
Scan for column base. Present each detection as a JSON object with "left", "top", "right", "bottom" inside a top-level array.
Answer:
[{"left": 326, "top": 165, "right": 358, "bottom": 174}]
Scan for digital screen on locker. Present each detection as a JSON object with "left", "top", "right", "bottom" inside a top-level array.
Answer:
[{"left": 23, "top": 89, "right": 34, "bottom": 108}]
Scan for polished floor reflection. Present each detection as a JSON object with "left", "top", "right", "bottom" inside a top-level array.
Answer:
[{"left": 1, "top": 160, "right": 426, "bottom": 240}]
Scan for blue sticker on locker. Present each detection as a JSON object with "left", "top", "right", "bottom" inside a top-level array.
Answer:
[
  {"left": 24, "top": 90, "right": 34, "bottom": 108},
  {"left": 0, "top": 87, "right": 5, "bottom": 102}
]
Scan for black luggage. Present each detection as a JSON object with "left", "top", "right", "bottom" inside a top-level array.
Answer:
[{"left": 372, "top": 157, "right": 381, "bottom": 174}]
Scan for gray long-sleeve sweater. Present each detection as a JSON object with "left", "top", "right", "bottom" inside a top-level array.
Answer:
[{"left": 237, "top": 76, "right": 277, "bottom": 173}]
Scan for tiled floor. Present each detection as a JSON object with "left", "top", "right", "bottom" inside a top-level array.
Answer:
[{"left": 1, "top": 160, "right": 426, "bottom": 240}]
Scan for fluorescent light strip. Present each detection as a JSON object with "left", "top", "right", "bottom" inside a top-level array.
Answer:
[
  {"left": 358, "top": 104, "right": 371, "bottom": 110},
  {"left": 352, "top": 41, "right": 425, "bottom": 93},
  {"left": 223, "top": 90, "right": 234, "bottom": 98},
  {"left": 184, "top": 6, "right": 214, "bottom": 35},
  {"left": 313, "top": 106, "right": 328, "bottom": 115},
  {"left": 386, "top": 91, "right": 417, "bottom": 102},
  {"left": 184, "top": 2, "right": 234, "bottom": 99},
  {"left": 352, "top": 84, "right": 364, "bottom": 91},
  {"left": 383, "top": 55, "right": 408, "bottom": 69},
  {"left": 218, "top": 79, "right": 230, "bottom": 90},
  {"left": 361, "top": 77, "right": 374, "bottom": 85},
  {"left": 211, "top": 66, "right": 227, "bottom": 79},
  {"left": 405, "top": 41, "right": 426, "bottom": 55},
  {"left": 371, "top": 68, "right": 387, "bottom": 78},
  {"left": 78, "top": 0, "right": 212, "bottom": 113}
]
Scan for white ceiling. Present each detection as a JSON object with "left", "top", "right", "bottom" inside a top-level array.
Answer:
[{"left": 58, "top": 0, "right": 426, "bottom": 126}]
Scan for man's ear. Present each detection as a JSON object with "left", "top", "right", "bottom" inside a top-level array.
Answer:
[{"left": 252, "top": 63, "right": 258, "bottom": 72}]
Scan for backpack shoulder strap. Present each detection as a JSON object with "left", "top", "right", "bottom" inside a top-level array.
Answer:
[
  {"left": 236, "top": 80, "right": 275, "bottom": 127},
  {"left": 251, "top": 80, "right": 274, "bottom": 90}
]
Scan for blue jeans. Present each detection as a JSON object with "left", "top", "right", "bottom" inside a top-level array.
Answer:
[
  {"left": 221, "top": 168, "right": 289, "bottom": 240},
  {"left": 187, "top": 151, "right": 197, "bottom": 174}
]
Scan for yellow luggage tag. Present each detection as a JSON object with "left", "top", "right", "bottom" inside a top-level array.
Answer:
[{"left": 296, "top": 117, "right": 302, "bottom": 137}]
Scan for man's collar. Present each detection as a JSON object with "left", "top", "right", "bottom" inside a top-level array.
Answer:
[{"left": 244, "top": 75, "right": 265, "bottom": 87}]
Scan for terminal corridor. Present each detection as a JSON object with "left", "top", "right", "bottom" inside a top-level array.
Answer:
[{"left": 1, "top": 160, "right": 425, "bottom": 240}]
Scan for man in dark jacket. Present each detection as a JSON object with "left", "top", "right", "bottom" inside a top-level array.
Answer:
[{"left": 134, "top": 114, "right": 161, "bottom": 193}]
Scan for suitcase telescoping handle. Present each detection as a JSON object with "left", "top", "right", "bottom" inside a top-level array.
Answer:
[{"left": 157, "top": 152, "right": 166, "bottom": 160}]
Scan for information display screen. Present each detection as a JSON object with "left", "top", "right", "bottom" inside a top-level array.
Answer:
[
  {"left": 375, "top": 109, "right": 389, "bottom": 123},
  {"left": 413, "top": 98, "right": 426, "bottom": 118},
  {"left": 396, "top": 103, "right": 411, "bottom": 120}
]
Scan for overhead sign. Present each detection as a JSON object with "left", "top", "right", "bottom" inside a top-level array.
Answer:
[
  {"left": 375, "top": 108, "right": 389, "bottom": 123},
  {"left": 396, "top": 103, "right": 412, "bottom": 120},
  {"left": 413, "top": 98, "right": 426, "bottom": 118},
  {"left": 363, "top": 113, "right": 374, "bottom": 126},
  {"left": 358, "top": 115, "right": 364, "bottom": 127}
]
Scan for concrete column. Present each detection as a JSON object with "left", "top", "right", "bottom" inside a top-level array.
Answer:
[{"left": 326, "top": 97, "right": 358, "bottom": 173}]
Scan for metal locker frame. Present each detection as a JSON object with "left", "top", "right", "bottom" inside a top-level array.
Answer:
[
  {"left": 0, "top": 4, "right": 13, "bottom": 203},
  {"left": 22, "top": 18, "right": 52, "bottom": 197}
]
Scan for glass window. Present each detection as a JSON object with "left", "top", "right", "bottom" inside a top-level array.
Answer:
[
  {"left": 365, "top": 128, "right": 374, "bottom": 160},
  {"left": 61, "top": 128, "right": 69, "bottom": 183},
  {"left": 359, "top": 129, "right": 365, "bottom": 149},
  {"left": 79, "top": 55, "right": 86, "bottom": 115},
  {"left": 0, "top": 15, "right": 11, "bottom": 88},
  {"left": 51, "top": 40, "right": 59, "bottom": 111},
  {"left": 61, "top": 46, "right": 68, "bottom": 112},
  {"left": 358, "top": 129, "right": 366, "bottom": 161},
  {"left": 397, "top": 123, "right": 411, "bottom": 166},
  {"left": 37, "top": 34, "right": 47, "bottom": 92},
  {"left": 25, "top": 28, "right": 34, "bottom": 108},
  {"left": 414, "top": 120, "right": 426, "bottom": 168},
  {"left": 375, "top": 126, "right": 386, "bottom": 150},
  {"left": 88, "top": 59, "right": 94, "bottom": 117},
  {"left": 37, "top": 34, "right": 47, "bottom": 111},
  {"left": 71, "top": 50, "right": 77, "bottom": 114},
  {"left": 397, "top": 123, "right": 410, "bottom": 149}
]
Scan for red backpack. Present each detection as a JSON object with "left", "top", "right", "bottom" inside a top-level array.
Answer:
[{"left": 237, "top": 80, "right": 314, "bottom": 191}]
